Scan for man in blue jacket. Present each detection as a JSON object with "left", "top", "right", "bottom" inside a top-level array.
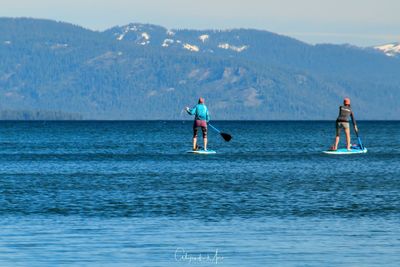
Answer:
[{"left": 186, "top": 97, "right": 210, "bottom": 151}]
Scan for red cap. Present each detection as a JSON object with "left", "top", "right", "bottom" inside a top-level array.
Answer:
[
  {"left": 198, "top": 97, "right": 205, "bottom": 104},
  {"left": 344, "top": 98, "right": 351, "bottom": 105}
]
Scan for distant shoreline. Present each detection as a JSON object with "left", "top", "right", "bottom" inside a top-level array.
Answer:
[{"left": 0, "top": 110, "right": 83, "bottom": 120}]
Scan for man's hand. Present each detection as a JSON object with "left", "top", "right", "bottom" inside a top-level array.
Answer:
[
  {"left": 185, "top": 107, "right": 190, "bottom": 112},
  {"left": 354, "top": 125, "right": 359, "bottom": 132}
]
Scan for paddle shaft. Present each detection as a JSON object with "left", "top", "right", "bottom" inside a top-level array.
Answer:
[
  {"left": 208, "top": 123, "right": 221, "bottom": 133},
  {"left": 351, "top": 118, "right": 364, "bottom": 149}
]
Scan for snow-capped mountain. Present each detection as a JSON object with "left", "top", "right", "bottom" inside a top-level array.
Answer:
[
  {"left": 374, "top": 43, "right": 400, "bottom": 57},
  {"left": 108, "top": 23, "right": 400, "bottom": 66},
  {"left": 105, "top": 23, "right": 253, "bottom": 55}
]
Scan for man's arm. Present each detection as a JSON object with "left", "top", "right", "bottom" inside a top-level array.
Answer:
[
  {"left": 351, "top": 112, "right": 358, "bottom": 132},
  {"left": 186, "top": 106, "right": 196, "bottom": 115}
]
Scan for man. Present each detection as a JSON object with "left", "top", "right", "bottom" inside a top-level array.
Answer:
[
  {"left": 331, "top": 97, "right": 358, "bottom": 151},
  {"left": 186, "top": 97, "right": 210, "bottom": 151}
]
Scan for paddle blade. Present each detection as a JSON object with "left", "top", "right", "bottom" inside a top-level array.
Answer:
[{"left": 220, "top": 132, "right": 232, "bottom": 142}]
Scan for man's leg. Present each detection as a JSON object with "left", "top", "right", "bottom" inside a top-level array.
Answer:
[
  {"left": 345, "top": 128, "right": 351, "bottom": 150},
  {"left": 193, "top": 127, "right": 198, "bottom": 150},
  {"left": 334, "top": 125, "right": 340, "bottom": 150},
  {"left": 193, "top": 137, "right": 197, "bottom": 150},
  {"left": 334, "top": 136, "right": 340, "bottom": 150},
  {"left": 202, "top": 126, "right": 207, "bottom": 150}
]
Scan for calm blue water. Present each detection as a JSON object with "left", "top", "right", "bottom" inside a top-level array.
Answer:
[{"left": 0, "top": 121, "right": 399, "bottom": 266}]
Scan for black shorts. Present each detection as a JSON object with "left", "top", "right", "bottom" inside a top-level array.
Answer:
[{"left": 193, "top": 120, "right": 207, "bottom": 138}]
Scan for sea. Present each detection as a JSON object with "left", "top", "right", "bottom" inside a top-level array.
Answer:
[{"left": 0, "top": 121, "right": 399, "bottom": 266}]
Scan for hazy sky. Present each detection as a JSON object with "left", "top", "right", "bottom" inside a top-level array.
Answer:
[{"left": 1, "top": 0, "right": 399, "bottom": 46}]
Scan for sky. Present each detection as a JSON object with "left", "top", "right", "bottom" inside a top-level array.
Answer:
[{"left": 1, "top": 0, "right": 399, "bottom": 46}]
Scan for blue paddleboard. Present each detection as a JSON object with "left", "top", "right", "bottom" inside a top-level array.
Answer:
[
  {"left": 322, "top": 147, "right": 367, "bottom": 155},
  {"left": 187, "top": 149, "right": 216, "bottom": 154}
]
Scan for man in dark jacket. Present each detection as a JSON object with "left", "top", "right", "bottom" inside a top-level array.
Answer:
[{"left": 332, "top": 97, "right": 358, "bottom": 151}]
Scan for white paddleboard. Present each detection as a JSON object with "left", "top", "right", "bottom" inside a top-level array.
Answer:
[
  {"left": 323, "top": 147, "right": 367, "bottom": 155},
  {"left": 187, "top": 149, "right": 216, "bottom": 154}
]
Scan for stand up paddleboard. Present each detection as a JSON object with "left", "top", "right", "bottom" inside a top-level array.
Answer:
[
  {"left": 323, "top": 147, "right": 367, "bottom": 155},
  {"left": 324, "top": 117, "right": 367, "bottom": 155},
  {"left": 187, "top": 149, "right": 216, "bottom": 154}
]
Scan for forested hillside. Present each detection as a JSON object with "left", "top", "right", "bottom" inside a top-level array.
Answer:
[{"left": 1, "top": 18, "right": 399, "bottom": 119}]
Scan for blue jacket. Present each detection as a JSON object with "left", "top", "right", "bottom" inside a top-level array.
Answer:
[{"left": 187, "top": 104, "right": 210, "bottom": 122}]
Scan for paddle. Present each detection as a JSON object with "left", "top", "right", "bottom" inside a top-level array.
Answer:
[
  {"left": 208, "top": 123, "right": 232, "bottom": 142},
  {"left": 352, "top": 118, "right": 364, "bottom": 150}
]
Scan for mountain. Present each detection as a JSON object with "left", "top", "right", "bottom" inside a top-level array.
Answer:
[
  {"left": 374, "top": 43, "right": 400, "bottom": 58},
  {"left": 1, "top": 18, "right": 399, "bottom": 120},
  {"left": 0, "top": 110, "right": 82, "bottom": 120}
]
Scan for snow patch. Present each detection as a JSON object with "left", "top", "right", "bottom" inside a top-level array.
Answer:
[
  {"left": 218, "top": 43, "right": 249, "bottom": 52},
  {"left": 141, "top": 32, "right": 150, "bottom": 40},
  {"left": 129, "top": 25, "right": 138, "bottom": 31},
  {"left": 139, "top": 32, "right": 150, "bottom": 45},
  {"left": 116, "top": 25, "right": 140, "bottom": 41},
  {"left": 117, "top": 26, "right": 130, "bottom": 41},
  {"left": 199, "top": 34, "right": 209, "bottom": 43},
  {"left": 374, "top": 43, "right": 400, "bottom": 57},
  {"left": 51, "top": 43, "right": 68, "bottom": 49},
  {"left": 162, "top": 39, "right": 174, "bottom": 47},
  {"left": 183, "top": 43, "right": 199, "bottom": 52}
]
